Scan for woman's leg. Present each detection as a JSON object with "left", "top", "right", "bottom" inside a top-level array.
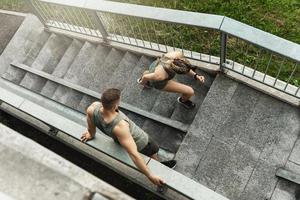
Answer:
[{"left": 162, "top": 80, "right": 194, "bottom": 101}]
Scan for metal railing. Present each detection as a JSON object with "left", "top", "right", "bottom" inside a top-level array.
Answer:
[{"left": 2, "top": 0, "right": 300, "bottom": 99}]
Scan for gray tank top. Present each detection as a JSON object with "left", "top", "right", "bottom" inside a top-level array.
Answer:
[{"left": 92, "top": 103, "right": 149, "bottom": 151}]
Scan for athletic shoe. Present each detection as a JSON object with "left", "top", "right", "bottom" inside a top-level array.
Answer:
[
  {"left": 177, "top": 97, "right": 195, "bottom": 109},
  {"left": 137, "top": 78, "right": 152, "bottom": 89},
  {"left": 161, "top": 160, "right": 177, "bottom": 169}
]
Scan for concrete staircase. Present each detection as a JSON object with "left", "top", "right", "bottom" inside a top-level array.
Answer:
[{"left": 0, "top": 15, "right": 215, "bottom": 157}]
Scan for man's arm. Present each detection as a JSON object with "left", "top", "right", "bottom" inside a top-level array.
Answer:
[
  {"left": 114, "top": 120, "right": 164, "bottom": 186},
  {"left": 81, "top": 103, "right": 97, "bottom": 142}
]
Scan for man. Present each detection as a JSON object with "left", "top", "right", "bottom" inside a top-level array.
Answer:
[{"left": 81, "top": 88, "right": 176, "bottom": 186}]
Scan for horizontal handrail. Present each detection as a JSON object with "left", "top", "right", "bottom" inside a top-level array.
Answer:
[
  {"left": 41, "top": 0, "right": 224, "bottom": 30},
  {"left": 40, "top": 0, "right": 300, "bottom": 63},
  {"left": 220, "top": 17, "right": 300, "bottom": 63}
]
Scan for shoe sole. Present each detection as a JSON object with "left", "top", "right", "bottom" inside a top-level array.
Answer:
[
  {"left": 137, "top": 78, "right": 152, "bottom": 89},
  {"left": 176, "top": 97, "right": 195, "bottom": 109}
]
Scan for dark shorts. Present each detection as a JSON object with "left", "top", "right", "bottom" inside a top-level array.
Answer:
[
  {"left": 139, "top": 137, "right": 159, "bottom": 157},
  {"left": 149, "top": 79, "right": 169, "bottom": 90}
]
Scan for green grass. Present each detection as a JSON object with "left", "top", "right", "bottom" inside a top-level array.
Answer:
[
  {"left": 0, "top": 0, "right": 28, "bottom": 12},
  {"left": 114, "top": 0, "right": 300, "bottom": 44}
]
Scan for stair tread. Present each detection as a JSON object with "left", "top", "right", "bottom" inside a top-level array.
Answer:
[
  {"left": 20, "top": 34, "right": 72, "bottom": 92},
  {"left": 121, "top": 55, "right": 160, "bottom": 111},
  {"left": 41, "top": 39, "right": 84, "bottom": 98},
  {"left": 52, "top": 42, "right": 97, "bottom": 107},
  {"left": 2, "top": 30, "right": 50, "bottom": 84},
  {"left": 170, "top": 69, "right": 214, "bottom": 124},
  {"left": 105, "top": 51, "right": 140, "bottom": 91},
  {"left": 89, "top": 48, "right": 125, "bottom": 92}
]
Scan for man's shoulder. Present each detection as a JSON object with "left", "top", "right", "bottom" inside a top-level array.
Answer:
[{"left": 87, "top": 101, "right": 101, "bottom": 115}]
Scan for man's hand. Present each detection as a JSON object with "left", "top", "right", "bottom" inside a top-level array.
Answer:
[
  {"left": 197, "top": 75, "right": 205, "bottom": 83},
  {"left": 81, "top": 130, "right": 94, "bottom": 143},
  {"left": 148, "top": 174, "right": 165, "bottom": 187}
]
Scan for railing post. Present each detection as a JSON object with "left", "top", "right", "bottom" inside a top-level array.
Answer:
[
  {"left": 27, "top": 0, "right": 47, "bottom": 27},
  {"left": 220, "top": 32, "right": 227, "bottom": 72},
  {"left": 89, "top": 11, "right": 109, "bottom": 42}
]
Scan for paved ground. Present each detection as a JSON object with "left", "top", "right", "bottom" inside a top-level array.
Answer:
[
  {"left": 0, "top": 123, "right": 132, "bottom": 200},
  {"left": 175, "top": 74, "right": 300, "bottom": 200}
]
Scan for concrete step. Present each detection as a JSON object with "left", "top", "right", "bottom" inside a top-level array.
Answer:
[
  {"left": 89, "top": 47, "right": 125, "bottom": 92},
  {"left": 104, "top": 51, "right": 140, "bottom": 91},
  {"left": 77, "top": 95, "right": 98, "bottom": 113},
  {"left": 126, "top": 112, "right": 146, "bottom": 128},
  {"left": 169, "top": 69, "right": 214, "bottom": 124},
  {"left": 0, "top": 13, "right": 24, "bottom": 55},
  {"left": 0, "top": 14, "right": 43, "bottom": 76},
  {"left": 2, "top": 30, "right": 50, "bottom": 84},
  {"left": 20, "top": 34, "right": 72, "bottom": 92},
  {"left": 52, "top": 42, "right": 96, "bottom": 108},
  {"left": 75, "top": 44, "right": 112, "bottom": 113},
  {"left": 121, "top": 55, "right": 160, "bottom": 111},
  {"left": 41, "top": 39, "right": 84, "bottom": 98},
  {"left": 142, "top": 119, "right": 183, "bottom": 153},
  {"left": 175, "top": 75, "right": 239, "bottom": 176}
]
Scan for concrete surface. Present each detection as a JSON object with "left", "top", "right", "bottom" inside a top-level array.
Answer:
[
  {"left": 176, "top": 74, "right": 300, "bottom": 200},
  {"left": 0, "top": 123, "right": 132, "bottom": 200}
]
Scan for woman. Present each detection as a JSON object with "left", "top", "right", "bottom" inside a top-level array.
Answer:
[{"left": 138, "top": 51, "right": 205, "bottom": 109}]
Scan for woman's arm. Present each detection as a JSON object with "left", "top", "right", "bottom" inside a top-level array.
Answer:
[{"left": 187, "top": 69, "right": 205, "bottom": 83}]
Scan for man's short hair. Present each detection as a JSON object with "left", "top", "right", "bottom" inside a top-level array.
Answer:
[{"left": 100, "top": 88, "right": 121, "bottom": 110}]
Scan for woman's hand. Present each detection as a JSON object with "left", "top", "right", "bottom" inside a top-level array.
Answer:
[{"left": 196, "top": 75, "right": 205, "bottom": 83}]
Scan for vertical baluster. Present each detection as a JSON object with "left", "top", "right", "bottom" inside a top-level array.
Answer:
[
  {"left": 83, "top": 10, "right": 99, "bottom": 37},
  {"left": 63, "top": 7, "right": 77, "bottom": 32},
  {"left": 70, "top": 7, "right": 88, "bottom": 34},
  {"left": 142, "top": 19, "right": 153, "bottom": 49},
  {"left": 79, "top": 9, "right": 93, "bottom": 35},
  {"left": 35, "top": 2, "right": 54, "bottom": 26},
  {"left": 273, "top": 58, "right": 286, "bottom": 87},
  {"left": 44, "top": 4, "right": 61, "bottom": 28},
  {"left": 52, "top": 5, "right": 68, "bottom": 30},
  {"left": 284, "top": 63, "right": 298, "bottom": 91},
  {"left": 262, "top": 54, "right": 273, "bottom": 82},
  {"left": 27, "top": 0, "right": 46, "bottom": 24},
  {"left": 112, "top": 15, "right": 126, "bottom": 43},
  {"left": 126, "top": 16, "right": 139, "bottom": 46},
  {"left": 150, "top": 21, "right": 160, "bottom": 51},
  {"left": 132, "top": 17, "right": 146, "bottom": 47},
  {"left": 252, "top": 48, "right": 263, "bottom": 78},
  {"left": 295, "top": 85, "right": 300, "bottom": 96},
  {"left": 58, "top": 7, "right": 73, "bottom": 31},
  {"left": 241, "top": 43, "right": 250, "bottom": 74}
]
